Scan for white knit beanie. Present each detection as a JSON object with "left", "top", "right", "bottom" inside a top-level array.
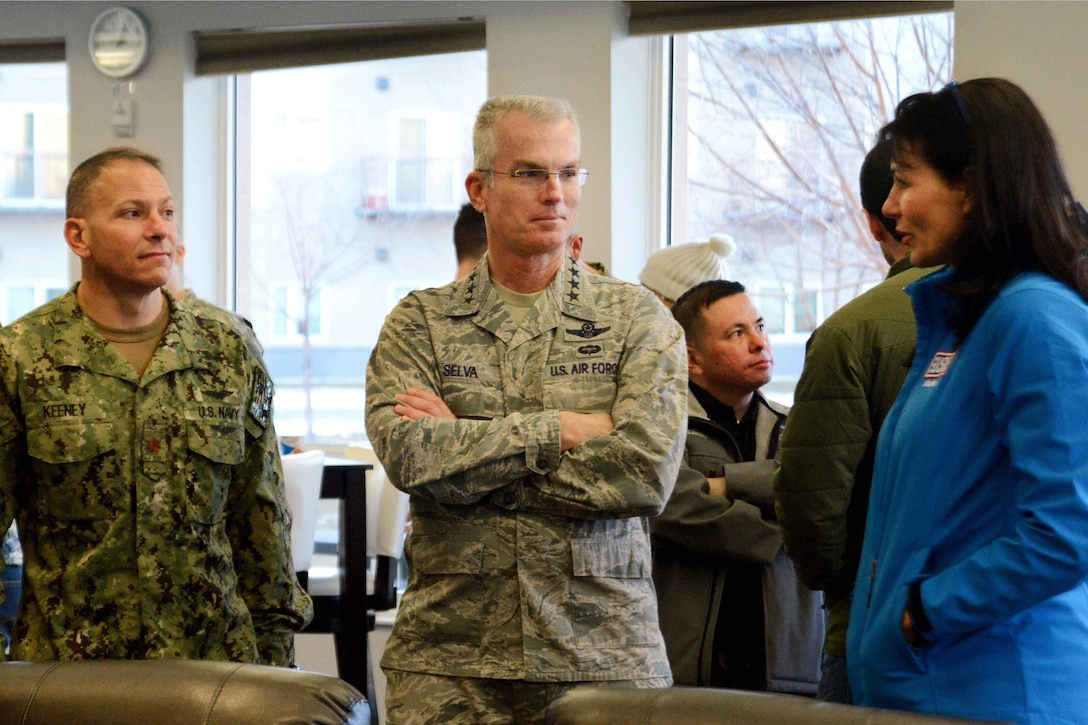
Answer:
[{"left": 639, "top": 234, "right": 738, "bottom": 303}]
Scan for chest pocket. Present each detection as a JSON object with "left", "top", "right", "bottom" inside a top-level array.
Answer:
[
  {"left": 186, "top": 417, "right": 244, "bottom": 525},
  {"left": 685, "top": 427, "right": 739, "bottom": 477},
  {"left": 543, "top": 359, "right": 620, "bottom": 413},
  {"left": 27, "top": 419, "right": 118, "bottom": 521},
  {"left": 441, "top": 362, "right": 505, "bottom": 420},
  {"left": 543, "top": 322, "right": 621, "bottom": 412}
]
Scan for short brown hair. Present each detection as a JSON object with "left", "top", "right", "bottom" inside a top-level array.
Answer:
[
  {"left": 453, "top": 203, "right": 487, "bottom": 265},
  {"left": 66, "top": 147, "right": 163, "bottom": 217}
]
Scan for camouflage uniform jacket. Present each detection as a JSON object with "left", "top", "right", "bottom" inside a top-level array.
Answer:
[
  {"left": 365, "top": 255, "right": 688, "bottom": 682},
  {"left": 0, "top": 285, "right": 312, "bottom": 664}
]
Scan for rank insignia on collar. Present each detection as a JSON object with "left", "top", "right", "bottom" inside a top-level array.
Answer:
[
  {"left": 567, "top": 322, "right": 611, "bottom": 339},
  {"left": 463, "top": 270, "right": 478, "bottom": 303},
  {"left": 249, "top": 367, "right": 274, "bottom": 427},
  {"left": 566, "top": 264, "right": 581, "bottom": 302}
]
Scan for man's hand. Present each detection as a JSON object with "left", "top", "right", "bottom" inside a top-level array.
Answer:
[
  {"left": 395, "top": 388, "right": 456, "bottom": 421},
  {"left": 706, "top": 476, "right": 727, "bottom": 498},
  {"left": 558, "top": 412, "right": 614, "bottom": 452}
]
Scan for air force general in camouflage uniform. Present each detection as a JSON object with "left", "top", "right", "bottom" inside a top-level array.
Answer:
[
  {"left": 366, "top": 95, "right": 688, "bottom": 725},
  {"left": 0, "top": 147, "right": 311, "bottom": 665}
]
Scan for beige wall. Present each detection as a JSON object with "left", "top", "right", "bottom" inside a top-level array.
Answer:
[{"left": 953, "top": 0, "right": 1088, "bottom": 202}]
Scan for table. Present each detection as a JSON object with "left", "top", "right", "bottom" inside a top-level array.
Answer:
[{"left": 313, "top": 456, "right": 373, "bottom": 716}]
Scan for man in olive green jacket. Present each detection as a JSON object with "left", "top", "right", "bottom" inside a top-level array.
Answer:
[{"left": 773, "top": 140, "right": 935, "bottom": 702}]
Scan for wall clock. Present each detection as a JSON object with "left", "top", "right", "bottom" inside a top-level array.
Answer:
[{"left": 88, "top": 6, "right": 150, "bottom": 78}]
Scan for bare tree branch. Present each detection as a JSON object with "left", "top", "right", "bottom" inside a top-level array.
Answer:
[{"left": 684, "top": 14, "right": 952, "bottom": 315}]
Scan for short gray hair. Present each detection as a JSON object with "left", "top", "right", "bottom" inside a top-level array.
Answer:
[{"left": 472, "top": 95, "right": 579, "bottom": 179}]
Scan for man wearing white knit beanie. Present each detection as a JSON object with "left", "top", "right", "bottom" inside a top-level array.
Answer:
[{"left": 639, "top": 234, "right": 738, "bottom": 307}]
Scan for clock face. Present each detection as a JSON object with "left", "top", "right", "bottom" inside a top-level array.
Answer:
[{"left": 88, "top": 7, "right": 150, "bottom": 78}]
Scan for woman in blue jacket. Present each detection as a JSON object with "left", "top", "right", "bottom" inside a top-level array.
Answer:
[{"left": 847, "top": 78, "right": 1088, "bottom": 725}]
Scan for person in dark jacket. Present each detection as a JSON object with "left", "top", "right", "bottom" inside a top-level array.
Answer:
[{"left": 652, "top": 280, "right": 823, "bottom": 695}]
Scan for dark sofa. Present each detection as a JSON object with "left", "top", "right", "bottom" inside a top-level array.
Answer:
[
  {"left": 0, "top": 659, "right": 368, "bottom": 724},
  {"left": 545, "top": 686, "right": 1011, "bottom": 725}
]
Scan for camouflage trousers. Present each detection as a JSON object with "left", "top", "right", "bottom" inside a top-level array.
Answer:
[{"left": 383, "top": 669, "right": 672, "bottom": 725}]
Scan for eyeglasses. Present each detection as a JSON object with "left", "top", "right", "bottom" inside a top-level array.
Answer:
[
  {"left": 943, "top": 81, "right": 971, "bottom": 125},
  {"left": 478, "top": 168, "right": 588, "bottom": 187}
]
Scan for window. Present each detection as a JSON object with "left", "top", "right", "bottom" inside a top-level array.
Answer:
[
  {"left": 234, "top": 50, "right": 487, "bottom": 445},
  {"left": 389, "top": 112, "right": 462, "bottom": 210},
  {"left": 269, "top": 282, "right": 326, "bottom": 342},
  {"left": 752, "top": 120, "right": 791, "bottom": 194},
  {"left": 3, "top": 281, "right": 67, "bottom": 322},
  {"left": 670, "top": 12, "right": 953, "bottom": 400},
  {"left": 753, "top": 286, "right": 821, "bottom": 338},
  {"left": 0, "top": 62, "right": 69, "bottom": 326},
  {"left": 0, "top": 108, "right": 67, "bottom": 208}
]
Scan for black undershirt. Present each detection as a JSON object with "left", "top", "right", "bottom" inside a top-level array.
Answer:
[{"left": 690, "top": 382, "right": 767, "bottom": 690}]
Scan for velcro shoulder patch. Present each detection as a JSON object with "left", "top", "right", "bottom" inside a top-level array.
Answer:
[{"left": 249, "top": 367, "right": 274, "bottom": 428}]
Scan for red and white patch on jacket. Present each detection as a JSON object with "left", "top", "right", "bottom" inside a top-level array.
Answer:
[{"left": 923, "top": 350, "right": 957, "bottom": 387}]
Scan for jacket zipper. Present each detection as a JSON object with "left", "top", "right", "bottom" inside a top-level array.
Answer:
[{"left": 867, "top": 559, "right": 877, "bottom": 608}]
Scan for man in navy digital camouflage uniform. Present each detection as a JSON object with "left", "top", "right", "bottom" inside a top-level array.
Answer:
[{"left": 0, "top": 147, "right": 311, "bottom": 665}]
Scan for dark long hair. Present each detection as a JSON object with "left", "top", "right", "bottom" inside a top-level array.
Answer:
[{"left": 879, "top": 78, "right": 1088, "bottom": 341}]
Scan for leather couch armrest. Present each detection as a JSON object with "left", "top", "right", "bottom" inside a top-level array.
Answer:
[
  {"left": 0, "top": 660, "right": 368, "bottom": 725},
  {"left": 545, "top": 686, "right": 1012, "bottom": 725}
]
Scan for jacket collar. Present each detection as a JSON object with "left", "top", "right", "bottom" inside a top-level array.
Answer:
[
  {"left": 687, "top": 388, "right": 788, "bottom": 461},
  {"left": 887, "top": 254, "right": 915, "bottom": 279}
]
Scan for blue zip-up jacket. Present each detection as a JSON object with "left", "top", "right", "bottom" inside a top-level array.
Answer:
[{"left": 848, "top": 269, "right": 1088, "bottom": 725}]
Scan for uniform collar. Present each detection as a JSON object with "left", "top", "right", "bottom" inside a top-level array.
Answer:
[
  {"left": 48, "top": 285, "right": 96, "bottom": 369},
  {"left": 50, "top": 284, "right": 202, "bottom": 382},
  {"left": 443, "top": 253, "right": 600, "bottom": 324}
]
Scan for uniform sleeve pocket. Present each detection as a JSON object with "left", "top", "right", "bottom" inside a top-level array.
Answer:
[{"left": 0, "top": 404, "right": 21, "bottom": 447}]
